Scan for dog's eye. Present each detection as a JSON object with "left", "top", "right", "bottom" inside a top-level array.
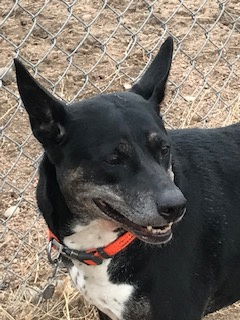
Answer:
[
  {"left": 105, "top": 153, "right": 122, "bottom": 165},
  {"left": 161, "top": 145, "right": 170, "bottom": 156}
]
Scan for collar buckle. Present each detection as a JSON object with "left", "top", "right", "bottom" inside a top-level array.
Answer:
[
  {"left": 47, "top": 238, "right": 103, "bottom": 265},
  {"left": 62, "top": 247, "right": 103, "bottom": 265}
]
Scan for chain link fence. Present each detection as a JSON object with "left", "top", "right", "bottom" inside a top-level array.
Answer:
[{"left": 0, "top": 0, "right": 239, "bottom": 319}]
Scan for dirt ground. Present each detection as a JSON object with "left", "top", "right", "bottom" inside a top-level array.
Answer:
[{"left": 0, "top": 0, "right": 240, "bottom": 319}]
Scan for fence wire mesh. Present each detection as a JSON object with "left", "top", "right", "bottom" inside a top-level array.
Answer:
[{"left": 0, "top": 0, "right": 239, "bottom": 319}]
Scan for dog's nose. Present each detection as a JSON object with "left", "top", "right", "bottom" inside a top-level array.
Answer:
[{"left": 157, "top": 188, "right": 186, "bottom": 223}]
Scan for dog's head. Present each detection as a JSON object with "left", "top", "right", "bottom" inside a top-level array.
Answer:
[{"left": 15, "top": 37, "right": 186, "bottom": 244}]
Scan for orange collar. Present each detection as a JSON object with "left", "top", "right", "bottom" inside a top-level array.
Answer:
[{"left": 48, "top": 229, "right": 136, "bottom": 266}]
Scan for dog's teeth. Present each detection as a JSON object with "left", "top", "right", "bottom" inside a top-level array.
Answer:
[
  {"left": 154, "top": 224, "right": 171, "bottom": 234},
  {"left": 146, "top": 224, "right": 172, "bottom": 234}
]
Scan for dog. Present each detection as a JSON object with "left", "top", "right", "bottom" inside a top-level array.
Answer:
[{"left": 15, "top": 37, "right": 240, "bottom": 320}]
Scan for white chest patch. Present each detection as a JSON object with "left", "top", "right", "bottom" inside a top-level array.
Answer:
[
  {"left": 69, "top": 260, "right": 134, "bottom": 320},
  {"left": 64, "top": 219, "right": 119, "bottom": 250},
  {"left": 63, "top": 220, "right": 134, "bottom": 320}
]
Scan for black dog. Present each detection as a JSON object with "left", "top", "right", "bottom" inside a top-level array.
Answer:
[{"left": 15, "top": 37, "right": 240, "bottom": 320}]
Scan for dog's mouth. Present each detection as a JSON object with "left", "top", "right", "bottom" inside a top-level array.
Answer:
[{"left": 93, "top": 199, "right": 173, "bottom": 244}]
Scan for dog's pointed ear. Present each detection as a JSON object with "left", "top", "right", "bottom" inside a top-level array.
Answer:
[
  {"left": 14, "top": 59, "right": 68, "bottom": 145},
  {"left": 131, "top": 37, "right": 173, "bottom": 106}
]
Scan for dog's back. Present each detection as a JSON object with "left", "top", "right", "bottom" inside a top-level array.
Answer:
[{"left": 171, "top": 123, "right": 240, "bottom": 313}]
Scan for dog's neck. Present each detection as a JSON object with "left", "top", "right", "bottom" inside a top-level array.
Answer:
[{"left": 63, "top": 219, "right": 120, "bottom": 251}]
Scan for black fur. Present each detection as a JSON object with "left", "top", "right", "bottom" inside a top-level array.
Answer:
[{"left": 15, "top": 37, "right": 240, "bottom": 320}]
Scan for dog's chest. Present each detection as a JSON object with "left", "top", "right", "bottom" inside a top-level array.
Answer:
[{"left": 69, "top": 261, "right": 134, "bottom": 320}]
